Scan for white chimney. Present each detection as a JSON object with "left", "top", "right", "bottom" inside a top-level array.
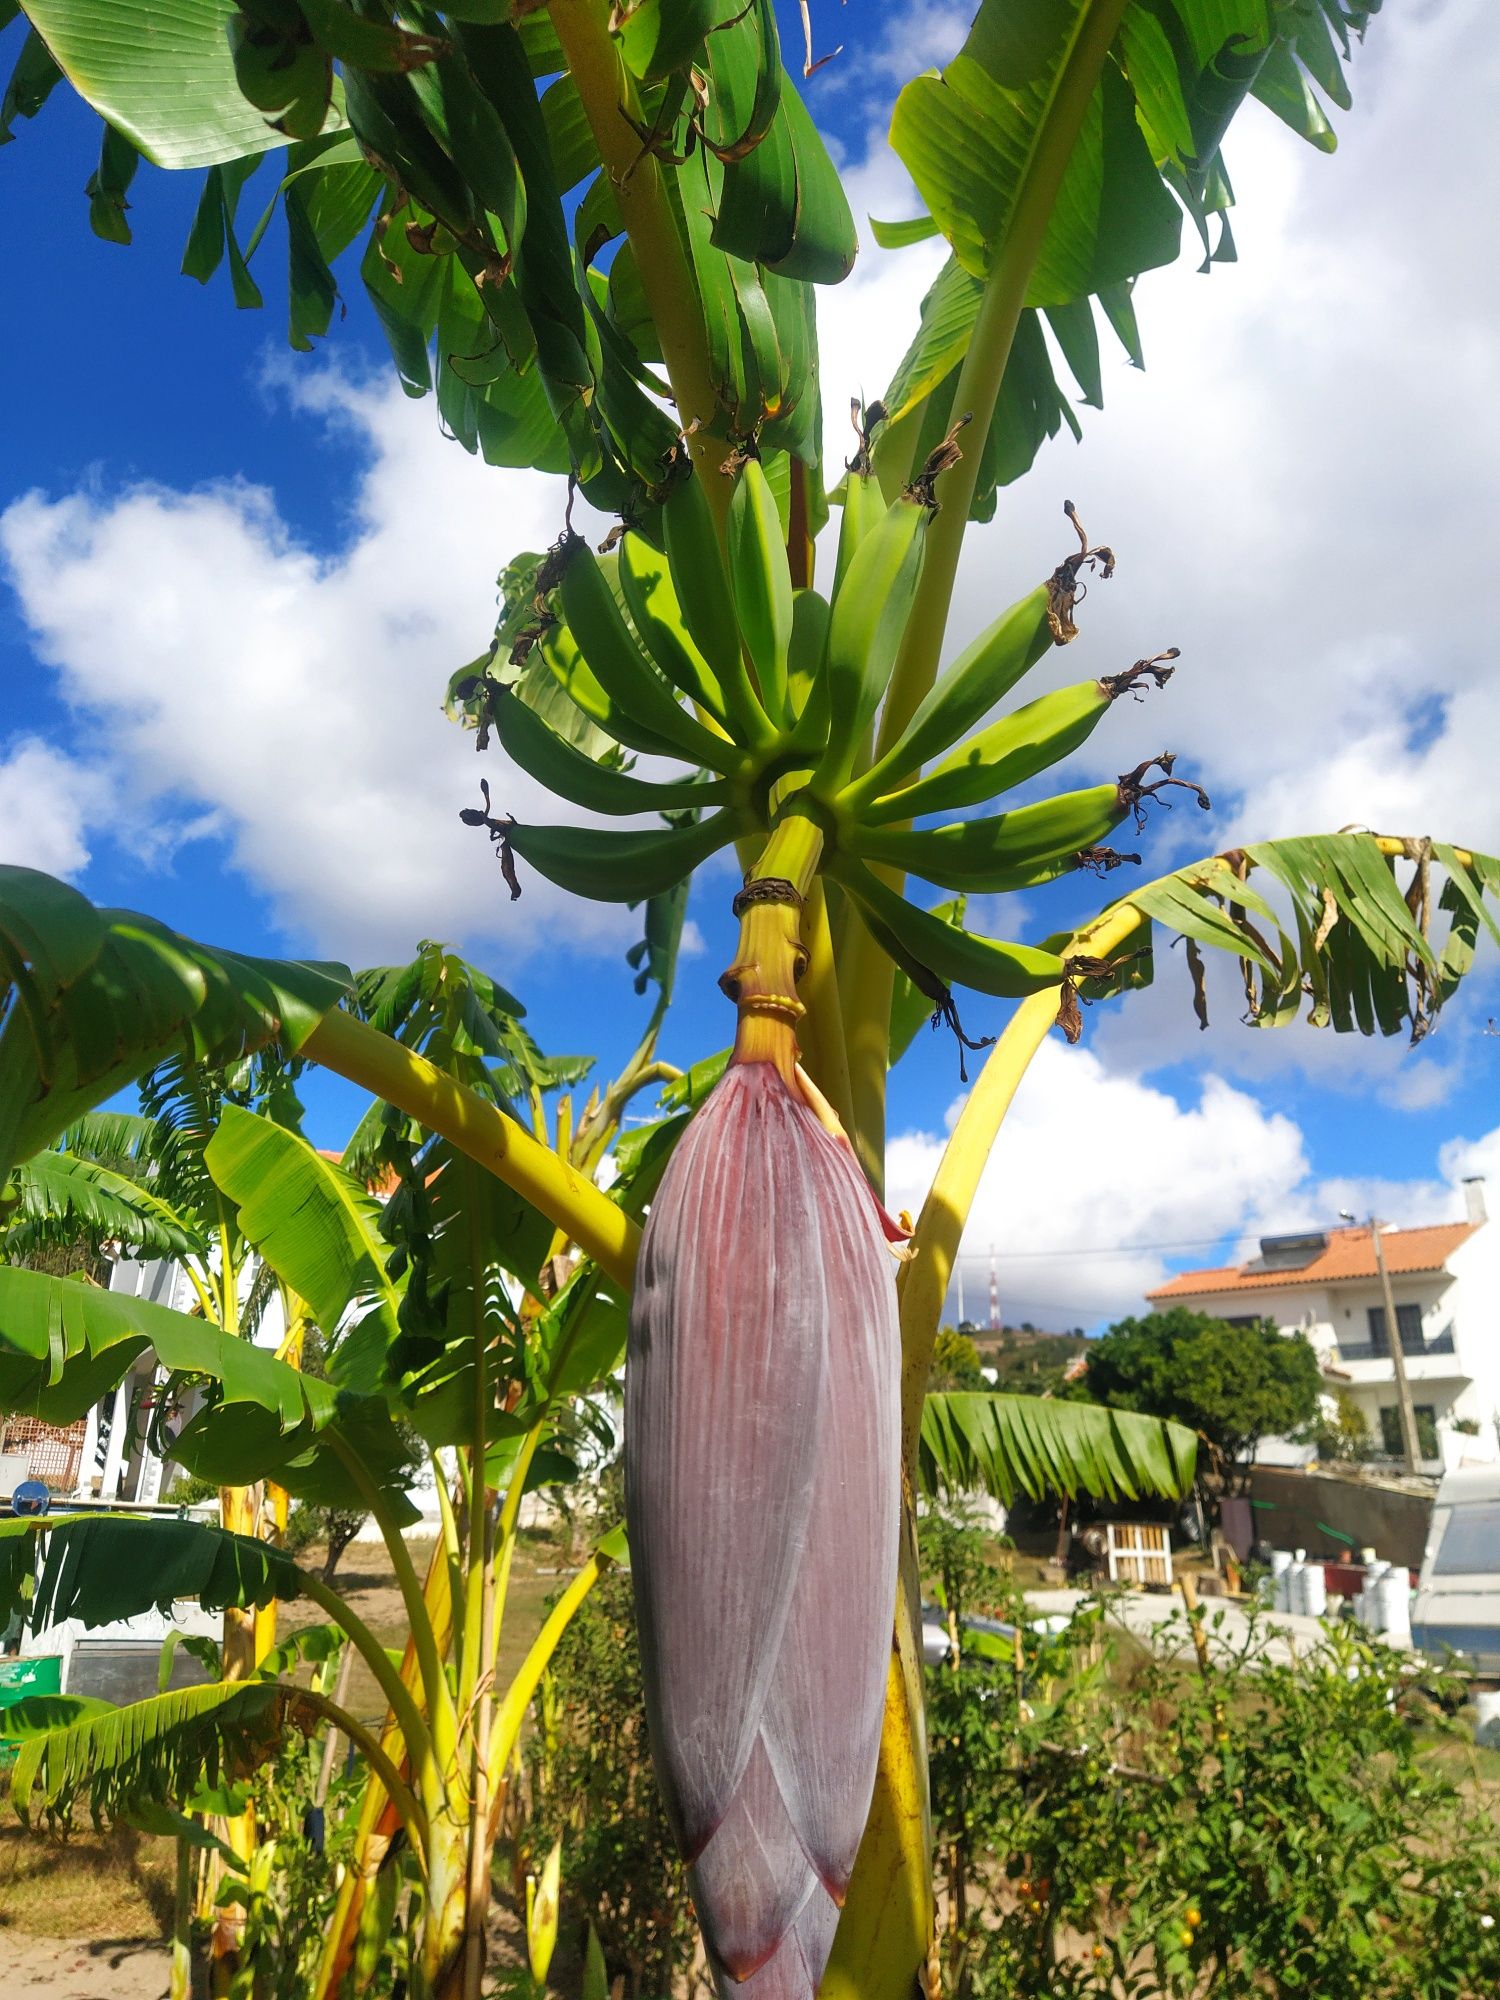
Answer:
[{"left": 1463, "top": 1176, "right": 1487, "bottom": 1225}]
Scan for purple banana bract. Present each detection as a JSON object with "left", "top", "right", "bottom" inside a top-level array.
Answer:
[{"left": 626, "top": 1060, "right": 901, "bottom": 1996}]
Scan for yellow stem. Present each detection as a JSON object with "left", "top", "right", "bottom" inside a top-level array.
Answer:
[
  {"left": 724, "top": 811, "right": 827, "bottom": 1078},
  {"left": 897, "top": 899, "right": 1141, "bottom": 1459},
  {"left": 487, "top": 1535, "right": 619, "bottom": 1787},
  {"left": 303, "top": 1009, "right": 639, "bottom": 1288}
]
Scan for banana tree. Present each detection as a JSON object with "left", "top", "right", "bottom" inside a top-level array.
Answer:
[{"left": 8, "top": 3, "right": 1496, "bottom": 1999}]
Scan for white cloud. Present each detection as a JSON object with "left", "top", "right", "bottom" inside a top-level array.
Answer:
[
  {"left": 886, "top": 1039, "right": 1311, "bottom": 1329},
  {"left": 1, "top": 371, "right": 636, "bottom": 965},
  {"left": 887, "top": 1037, "right": 1499, "bottom": 1332},
  {"left": 0, "top": 738, "right": 108, "bottom": 878}
]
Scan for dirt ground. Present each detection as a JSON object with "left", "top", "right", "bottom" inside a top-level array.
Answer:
[{"left": 1, "top": 1934, "right": 172, "bottom": 1999}]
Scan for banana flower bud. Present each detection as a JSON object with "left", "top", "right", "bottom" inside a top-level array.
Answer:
[{"left": 626, "top": 1059, "right": 901, "bottom": 1996}]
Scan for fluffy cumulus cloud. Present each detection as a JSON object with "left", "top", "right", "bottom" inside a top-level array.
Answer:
[
  {"left": 0, "top": 737, "right": 109, "bottom": 879},
  {"left": 0, "top": 372, "right": 637, "bottom": 964},
  {"left": 887, "top": 1040, "right": 1310, "bottom": 1329},
  {"left": 888, "top": 1038, "right": 1500, "bottom": 1332}
]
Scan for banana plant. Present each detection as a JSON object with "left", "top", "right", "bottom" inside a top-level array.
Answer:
[{"left": 9, "top": 3, "right": 1493, "bottom": 1999}]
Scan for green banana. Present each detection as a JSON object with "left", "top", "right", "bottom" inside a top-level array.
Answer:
[
  {"left": 828, "top": 853, "right": 1067, "bottom": 998},
  {"left": 815, "top": 488, "right": 931, "bottom": 790},
  {"left": 726, "top": 456, "right": 793, "bottom": 725},
  {"left": 851, "top": 783, "right": 1130, "bottom": 893},
  {"left": 866, "top": 650, "right": 1180, "bottom": 823},
  {"left": 847, "top": 582, "right": 1053, "bottom": 806},
  {"left": 867, "top": 679, "right": 1111, "bottom": 824},
  {"left": 660, "top": 472, "right": 776, "bottom": 750},
  {"left": 506, "top": 807, "right": 750, "bottom": 903},
  {"left": 557, "top": 542, "right": 740, "bottom": 774},
  {"left": 617, "top": 531, "right": 729, "bottom": 725},
  {"left": 830, "top": 460, "right": 883, "bottom": 610},
  {"left": 784, "top": 586, "right": 832, "bottom": 753},
  {"left": 541, "top": 619, "right": 692, "bottom": 762},
  {"left": 490, "top": 687, "right": 731, "bottom": 818}
]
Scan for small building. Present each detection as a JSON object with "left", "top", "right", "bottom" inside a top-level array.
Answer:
[{"left": 1146, "top": 1181, "right": 1500, "bottom": 1478}]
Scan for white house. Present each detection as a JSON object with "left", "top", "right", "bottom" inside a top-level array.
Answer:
[{"left": 1146, "top": 1180, "right": 1500, "bottom": 1478}]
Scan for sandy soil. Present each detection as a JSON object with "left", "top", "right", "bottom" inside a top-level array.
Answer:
[{"left": 1, "top": 1934, "right": 170, "bottom": 1998}]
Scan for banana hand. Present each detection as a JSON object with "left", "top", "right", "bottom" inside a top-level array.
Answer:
[
  {"left": 828, "top": 854, "right": 1066, "bottom": 998},
  {"left": 491, "top": 687, "right": 732, "bottom": 818}
]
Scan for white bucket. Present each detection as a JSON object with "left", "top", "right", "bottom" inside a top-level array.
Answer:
[
  {"left": 1474, "top": 1690, "right": 1500, "bottom": 1750},
  {"left": 1300, "top": 1562, "right": 1328, "bottom": 1619},
  {"left": 1375, "top": 1569, "right": 1411, "bottom": 1644},
  {"left": 1270, "top": 1549, "right": 1293, "bottom": 1613},
  {"left": 1357, "top": 1561, "right": 1388, "bottom": 1630}
]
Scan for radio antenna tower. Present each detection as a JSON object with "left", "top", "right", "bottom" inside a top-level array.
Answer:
[{"left": 988, "top": 1247, "right": 1001, "bottom": 1332}]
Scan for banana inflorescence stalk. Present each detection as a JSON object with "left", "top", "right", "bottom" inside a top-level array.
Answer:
[{"left": 464, "top": 422, "right": 1191, "bottom": 1996}]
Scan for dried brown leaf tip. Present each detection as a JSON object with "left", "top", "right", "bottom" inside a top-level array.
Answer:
[
  {"left": 906, "top": 413, "right": 971, "bottom": 509},
  {"left": 1047, "top": 498, "right": 1116, "bottom": 643},
  {"left": 458, "top": 778, "right": 520, "bottom": 900},
  {"left": 1102, "top": 648, "right": 1180, "bottom": 700},
  {"left": 1117, "top": 753, "right": 1211, "bottom": 831},
  {"left": 846, "top": 396, "right": 885, "bottom": 477}
]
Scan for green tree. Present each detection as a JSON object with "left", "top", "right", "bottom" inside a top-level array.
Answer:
[
  {"left": 931, "top": 1326, "right": 986, "bottom": 1391},
  {"left": 1085, "top": 1308, "right": 1321, "bottom": 1491}
]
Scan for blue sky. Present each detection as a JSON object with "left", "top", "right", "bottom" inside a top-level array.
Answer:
[{"left": 3, "top": 1, "right": 1499, "bottom": 1330}]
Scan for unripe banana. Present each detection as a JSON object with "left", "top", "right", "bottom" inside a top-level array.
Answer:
[
  {"left": 558, "top": 543, "right": 740, "bottom": 773},
  {"left": 865, "top": 651, "right": 1179, "bottom": 823},
  {"left": 866, "top": 679, "right": 1111, "bottom": 823},
  {"left": 849, "top": 582, "right": 1053, "bottom": 805},
  {"left": 726, "top": 456, "right": 793, "bottom": 725},
  {"left": 660, "top": 472, "right": 776, "bottom": 750},
  {"left": 851, "top": 783, "right": 1128, "bottom": 892},
  {"left": 784, "top": 586, "right": 831, "bottom": 735},
  {"left": 490, "top": 687, "right": 732, "bottom": 818},
  {"left": 506, "top": 808, "right": 750, "bottom": 902},
  {"left": 541, "top": 619, "right": 689, "bottom": 762},
  {"left": 815, "top": 490, "right": 931, "bottom": 791},
  {"left": 617, "top": 532, "right": 729, "bottom": 725},
  {"left": 828, "top": 853, "right": 1066, "bottom": 997},
  {"left": 830, "top": 464, "right": 882, "bottom": 607}
]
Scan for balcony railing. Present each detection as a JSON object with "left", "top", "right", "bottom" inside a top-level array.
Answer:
[{"left": 1335, "top": 1323, "right": 1457, "bottom": 1364}]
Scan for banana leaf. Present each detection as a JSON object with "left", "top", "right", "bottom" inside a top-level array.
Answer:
[
  {"left": 8, "top": 1672, "right": 309, "bottom": 1824},
  {"left": 2, "top": 1148, "right": 205, "bottom": 1262},
  {"left": 203, "top": 1104, "right": 404, "bottom": 1366},
  {"left": 0, "top": 1513, "right": 305, "bottom": 1634},
  {"left": 878, "top": 0, "right": 1376, "bottom": 512},
  {"left": 920, "top": 1391, "right": 1197, "bottom": 1505},
  {"left": 1072, "top": 833, "right": 1500, "bottom": 1046},
  {"left": 0, "top": 866, "right": 350, "bottom": 1187}
]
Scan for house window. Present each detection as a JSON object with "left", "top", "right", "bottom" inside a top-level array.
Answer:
[
  {"left": 1378, "top": 1404, "right": 1438, "bottom": 1459},
  {"left": 1367, "top": 1303, "right": 1425, "bottom": 1354}
]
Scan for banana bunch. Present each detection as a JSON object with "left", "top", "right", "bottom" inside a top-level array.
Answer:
[{"left": 479, "top": 445, "right": 1192, "bottom": 1004}]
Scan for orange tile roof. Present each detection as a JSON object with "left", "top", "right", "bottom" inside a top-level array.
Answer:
[
  {"left": 1147, "top": 1221, "right": 1479, "bottom": 1301},
  {"left": 318, "top": 1148, "right": 401, "bottom": 1199}
]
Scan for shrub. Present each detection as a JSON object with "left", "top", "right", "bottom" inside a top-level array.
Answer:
[{"left": 928, "top": 1513, "right": 1500, "bottom": 1999}]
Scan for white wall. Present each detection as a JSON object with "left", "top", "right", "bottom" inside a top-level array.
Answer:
[{"left": 1158, "top": 1224, "right": 1500, "bottom": 1473}]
